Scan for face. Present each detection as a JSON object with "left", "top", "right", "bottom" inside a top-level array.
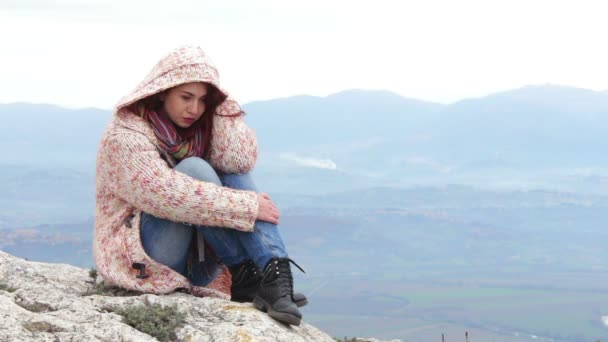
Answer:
[{"left": 160, "top": 82, "right": 209, "bottom": 128}]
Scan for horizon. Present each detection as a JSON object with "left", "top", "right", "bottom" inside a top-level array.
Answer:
[{"left": 1, "top": 82, "right": 606, "bottom": 111}]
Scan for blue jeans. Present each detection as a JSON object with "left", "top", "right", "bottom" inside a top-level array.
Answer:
[{"left": 140, "top": 157, "right": 288, "bottom": 286}]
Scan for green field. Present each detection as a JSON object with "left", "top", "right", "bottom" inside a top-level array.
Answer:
[{"left": 298, "top": 276, "right": 608, "bottom": 342}]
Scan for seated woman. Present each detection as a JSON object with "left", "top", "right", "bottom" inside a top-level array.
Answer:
[{"left": 94, "top": 46, "right": 306, "bottom": 326}]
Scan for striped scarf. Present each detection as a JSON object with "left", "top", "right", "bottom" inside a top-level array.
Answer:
[{"left": 136, "top": 103, "right": 212, "bottom": 161}]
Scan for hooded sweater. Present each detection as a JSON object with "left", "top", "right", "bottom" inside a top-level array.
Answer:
[{"left": 94, "top": 46, "right": 259, "bottom": 298}]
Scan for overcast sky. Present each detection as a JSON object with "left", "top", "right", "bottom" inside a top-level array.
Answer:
[{"left": 1, "top": 0, "right": 607, "bottom": 109}]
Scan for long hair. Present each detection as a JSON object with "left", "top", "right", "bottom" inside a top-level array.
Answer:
[{"left": 133, "top": 82, "right": 227, "bottom": 120}]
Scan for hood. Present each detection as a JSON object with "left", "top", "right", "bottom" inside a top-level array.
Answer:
[{"left": 115, "top": 45, "right": 240, "bottom": 116}]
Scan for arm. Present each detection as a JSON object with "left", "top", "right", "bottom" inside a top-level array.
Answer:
[
  {"left": 102, "top": 132, "right": 258, "bottom": 231},
  {"left": 206, "top": 98, "right": 258, "bottom": 174}
]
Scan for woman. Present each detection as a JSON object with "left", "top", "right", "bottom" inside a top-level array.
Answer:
[{"left": 94, "top": 46, "right": 306, "bottom": 326}]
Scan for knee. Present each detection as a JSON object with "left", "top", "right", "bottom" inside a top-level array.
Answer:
[
  {"left": 221, "top": 173, "right": 258, "bottom": 191},
  {"left": 175, "top": 157, "right": 221, "bottom": 185}
]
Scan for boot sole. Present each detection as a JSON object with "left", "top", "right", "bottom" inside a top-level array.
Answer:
[
  {"left": 253, "top": 297, "right": 302, "bottom": 326},
  {"left": 295, "top": 298, "right": 308, "bottom": 308},
  {"left": 232, "top": 297, "right": 307, "bottom": 308}
]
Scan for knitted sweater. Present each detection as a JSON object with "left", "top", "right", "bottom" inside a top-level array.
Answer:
[{"left": 93, "top": 46, "right": 259, "bottom": 298}]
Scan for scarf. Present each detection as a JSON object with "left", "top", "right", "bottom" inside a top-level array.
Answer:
[{"left": 135, "top": 103, "right": 212, "bottom": 161}]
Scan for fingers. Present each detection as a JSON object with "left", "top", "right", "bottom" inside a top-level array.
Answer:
[
  {"left": 256, "top": 192, "right": 281, "bottom": 225},
  {"left": 258, "top": 193, "right": 278, "bottom": 212},
  {"left": 269, "top": 203, "right": 279, "bottom": 215},
  {"left": 260, "top": 211, "right": 279, "bottom": 225},
  {"left": 265, "top": 215, "right": 279, "bottom": 225},
  {"left": 264, "top": 207, "right": 280, "bottom": 224},
  {"left": 270, "top": 207, "right": 280, "bottom": 221}
]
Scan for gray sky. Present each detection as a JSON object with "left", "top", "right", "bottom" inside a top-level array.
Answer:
[{"left": 1, "top": 0, "right": 607, "bottom": 109}]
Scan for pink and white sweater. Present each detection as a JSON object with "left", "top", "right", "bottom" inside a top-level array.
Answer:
[{"left": 94, "top": 46, "right": 259, "bottom": 298}]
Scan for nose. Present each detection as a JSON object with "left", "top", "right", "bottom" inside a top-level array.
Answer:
[{"left": 188, "top": 102, "right": 200, "bottom": 114}]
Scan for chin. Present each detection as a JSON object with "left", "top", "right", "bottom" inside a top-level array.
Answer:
[{"left": 177, "top": 122, "right": 193, "bottom": 128}]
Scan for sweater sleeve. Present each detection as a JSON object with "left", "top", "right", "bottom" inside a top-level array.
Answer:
[
  {"left": 103, "top": 132, "right": 258, "bottom": 231},
  {"left": 207, "top": 107, "right": 258, "bottom": 174}
]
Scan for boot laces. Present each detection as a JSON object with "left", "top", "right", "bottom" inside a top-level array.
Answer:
[
  {"left": 231, "top": 260, "right": 260, "bottom": 287},
  {"left": 269, "top": 258, "right": 305, "bottom": 298}
]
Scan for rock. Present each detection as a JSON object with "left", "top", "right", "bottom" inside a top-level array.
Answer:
[{"left": 0, "top": 250, "right": 334, "bottom": 341}]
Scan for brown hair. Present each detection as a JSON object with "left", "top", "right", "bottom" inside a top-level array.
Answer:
[{"left": 131, "top": 82, "right": 227, "bottom": 118}]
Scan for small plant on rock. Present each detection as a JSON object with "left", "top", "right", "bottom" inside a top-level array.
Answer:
[
  {"left": 0, "top": 282, "right": 17, "bottom": 292},
  {"left": 83, "top": 268, "right": 141, "bottom": 297},
  {"left": 84, "top": 281, "right": 142, "bottom": 297},
  {"left": 112, "top": 303, "right": 186, "bottom": 342},
  {"left": 89, "top": 268, "right": 98, "bottom": 283}
]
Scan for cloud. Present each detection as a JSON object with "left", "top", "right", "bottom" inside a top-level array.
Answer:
[{"left": 280, "top": 153, "right": 337, "bottom": 170}]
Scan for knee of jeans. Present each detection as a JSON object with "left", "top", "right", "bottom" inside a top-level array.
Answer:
[
  {"left": 175, "top": 157, "right": 221, "bottom": 185},
  {"left": 221, "top": 173, "right": 258, "bottom": 191}
]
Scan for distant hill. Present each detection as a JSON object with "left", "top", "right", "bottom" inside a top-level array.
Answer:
[
  {"left": 436, "top": 85, "right": 608, "bottom": 166},
  {"left": 244, "top": 85, "right": 608, "bottom": 171},
  {"left": 0, "top": 102, "right": 111, "bottom": 167},
  {"left": 3, "top": 85, "right": 607, "bottom": 170},
  {"left": 244, "top": 89, "right": 444, "bottom": 150},
  {"left": 1, "top": 84, "right": 608, "bottom": 202}
]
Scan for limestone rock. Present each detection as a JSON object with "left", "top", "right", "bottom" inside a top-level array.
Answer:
[{"left": 0, "top": 250, "right": 334, "bottom": 342}]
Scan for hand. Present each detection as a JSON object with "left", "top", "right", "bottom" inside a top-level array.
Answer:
[{"left": 256, "top": 193, "right": 280, "bottom": 224}]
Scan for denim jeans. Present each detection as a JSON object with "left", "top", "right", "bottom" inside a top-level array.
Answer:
[{"left": 140, "top": 157, "right": 288, "bottom": 286}]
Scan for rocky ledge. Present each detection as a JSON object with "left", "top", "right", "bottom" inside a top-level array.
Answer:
[{"left": 0, "top": 250, "right": 336, "bottom": 341}]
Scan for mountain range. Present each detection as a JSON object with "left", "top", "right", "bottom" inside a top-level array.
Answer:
[
  {"left": 5, "top": 84, "right": 608, "bottom": 170},
  {"left": 1, "top": 84, "right": 607, "bottom": 227}
]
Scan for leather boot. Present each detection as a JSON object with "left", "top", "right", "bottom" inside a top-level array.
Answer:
[
  {"left": 252, "top": 258, "right": 305, "bottom": 326},
  {"left": 229, "top": 259, "right": 308, "bottom": 307},
  {"left": 229, "top": 260, "right": 261, "bottom": 303}
]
